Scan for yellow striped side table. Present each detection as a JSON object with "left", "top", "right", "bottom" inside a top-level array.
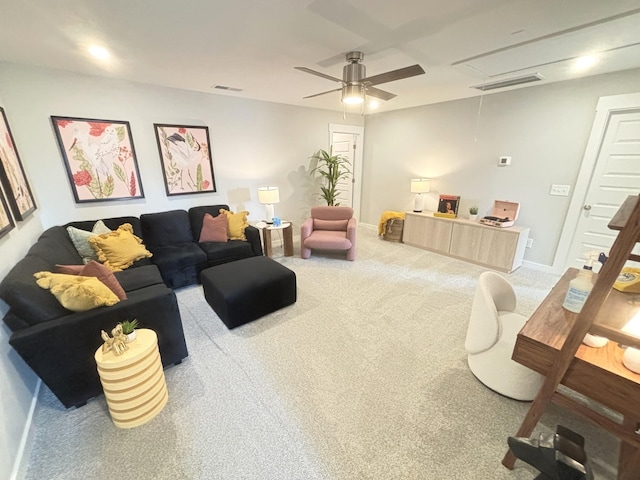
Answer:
[{"left": 94, "top": 328, "right": 168, "bottom": 428}]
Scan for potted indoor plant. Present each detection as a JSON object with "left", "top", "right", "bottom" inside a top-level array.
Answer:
[
  {"left": 469, "top": 205, "right": 479, "bottom": 221},
  {"left": 119, "top": 319, "right": 139, "bottom": 343},
  {"left": 310, "top": 149, "right": 351, "bottom": 206}
]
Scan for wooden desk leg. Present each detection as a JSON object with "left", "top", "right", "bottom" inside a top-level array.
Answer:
[
  {"left": 619, "top": 417, "right": 640, "bottom": 480},
  {"left": 283, "top": 224, "right": 293, "bottom": 256},
  {"left": 263, "top": 229, "right": 273, "bottom": 257}
]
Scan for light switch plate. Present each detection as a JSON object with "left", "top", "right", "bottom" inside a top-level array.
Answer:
[{"left": 550, "top": 184, "right": 571, "bottom": 196}]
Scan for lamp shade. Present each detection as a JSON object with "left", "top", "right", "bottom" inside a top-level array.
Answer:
[
  {"left": 410, "top": 178, "right": 430, "bottom": 194},
  {"left": 258, "top": 187, "right": 280, "bottom": 205}
]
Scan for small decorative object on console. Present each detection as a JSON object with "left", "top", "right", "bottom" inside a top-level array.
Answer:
[
  {"left": 480, "top": 200, "right": 520, "bottom": 228},
  {"left": 434, "top": 194, "right": 460, "bottom": 218}
]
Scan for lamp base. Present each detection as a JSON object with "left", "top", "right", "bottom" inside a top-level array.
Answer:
[
  {"left": 413, "top": 193, "right": 424, "bottom": 213},
  {"left": 264, "top": 203, "right": 275, "bottom": 223}
]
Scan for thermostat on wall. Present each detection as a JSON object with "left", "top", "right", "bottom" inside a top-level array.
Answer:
[{"left": 498, "top": 156, "right": 512, "bottom": 166}]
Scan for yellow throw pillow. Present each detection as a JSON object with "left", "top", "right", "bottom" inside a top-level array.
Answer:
[
  {"left": 219, "top": 209, "right": 249, "bottom": 241},
  {"left": 34, "top": 272, "right": 120, "bottom": 312},
  {"left": 89, "top": 223, "right": 153, "bottom": 272}
]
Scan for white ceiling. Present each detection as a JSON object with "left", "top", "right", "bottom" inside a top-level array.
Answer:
[{"left": 1, "top": 0, "right": 639, "bottom": 114}]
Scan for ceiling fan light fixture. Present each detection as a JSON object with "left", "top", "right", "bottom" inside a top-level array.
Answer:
[{"left": 341, "top": 84, "right": 365, "bottom": 104}]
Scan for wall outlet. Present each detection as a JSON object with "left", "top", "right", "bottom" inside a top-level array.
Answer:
[
  {"left": 498, "top": 156, "right": 511, "bottom": 166},
  {"left": 526, "top": 238, "right": 533, "bottom": 248},
  {"left": 549, "top": 184, "right": 571, "bottom": 196}
]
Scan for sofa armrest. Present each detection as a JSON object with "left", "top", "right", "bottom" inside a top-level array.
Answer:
[
  {"left": 9, "top": 284, "right": 188, "bottom": 408},
  {"left": 347, "top": 217, "right": 357, "bottom": 243},
  {"left": 245, "top": 225, "right": 263, "bottom": 256},
  {"left": 301, "top": 217, "right": 313, "bottom": 241}
]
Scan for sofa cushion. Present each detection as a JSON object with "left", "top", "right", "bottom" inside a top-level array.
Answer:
[
  {"left": 188, "top": 205, "right": 230, "bottom": 240},
  {"left": 89, "top": 224, "right": 153, "bottom": 271},
  {"left": 199, "top": 213, "right": 228, "bottom": 242},
  {"left": 55, "top": 261, "right": 127, "bottom": 300},
  {"left": 114, "top": 264, "right": 164, "bottom": 293},
  {"left": 66, "top": 220, "right": 112, "bottom": 263},
  {"left": 34, "top": 272, "right": 120, "bottom": 312},
  {"left": 149, "top": 243, "right": 207, "bottom": 272},
  {"left": 219, "top": 209, "right": 249, "bottom": 241},
  {"left": 141, "top": 210, "right": 194, "bottom": 248},
  {"left": 198, "top": 240, "right": 254, "bottom": 266},
  {"left": 313, "top": 219, "right": 349, "bottom": 231},
  {"left": 66, "top": 216, "right": 144, "bottom": 238}
]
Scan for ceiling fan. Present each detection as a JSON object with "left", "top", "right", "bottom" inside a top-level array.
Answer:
[{"left": 295, "top": 51, "right": 425, "bottom": 104}]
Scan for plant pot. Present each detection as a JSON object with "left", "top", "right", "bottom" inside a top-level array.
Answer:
[
  {"left": 469, "top": 214, "right": 478, "bottom": 221},
  {"left": 125, "top": 331, "right": 137, "bottom": 343}
]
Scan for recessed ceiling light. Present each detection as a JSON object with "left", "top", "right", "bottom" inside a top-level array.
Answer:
[
  {"left": 574, "top": 55, "right": 597, "bottom": 71},
  {"left": 88, "top": 46, "right": 110, "bottom": 60}
]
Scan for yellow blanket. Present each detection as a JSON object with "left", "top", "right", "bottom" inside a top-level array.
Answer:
[{"left": 378, "top": 211, "right": 405, "bottom": 236}]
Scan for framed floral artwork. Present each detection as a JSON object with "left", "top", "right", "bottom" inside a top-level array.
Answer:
[
  {"left": 0, "top": 107, "right": 37, "bottom": 220},
  {"left": 51, "top": 116, "right": 145, "bottom": 203},
  {"left": 154, "top": 124, "right": 216, "bottom": 196},
  {"left": 0, "top": 185, "right": 15, "bottom": 239}
]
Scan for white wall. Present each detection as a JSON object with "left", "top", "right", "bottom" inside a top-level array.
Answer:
[
  {"left": 0, "top": 62, "right": 362, "bottom": 478},
  {"left": 362, "top": 68, "right": 640, "bottom": 267}
]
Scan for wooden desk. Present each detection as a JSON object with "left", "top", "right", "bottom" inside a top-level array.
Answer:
[{"left": 512, "top": 268, "right": 640, "bottom": 478}]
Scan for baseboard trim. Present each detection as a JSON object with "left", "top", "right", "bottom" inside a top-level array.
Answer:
[
  {"left": 522, "top": 260, "right": 557, "bottom": 274},
  {"left": 10, "top": 379, "right": 40, "bottom": 480}
]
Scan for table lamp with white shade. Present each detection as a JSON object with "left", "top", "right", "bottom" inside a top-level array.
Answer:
[
  {"left": 258, "top": 186, "right": 280, "bottom": 224},
  {"left": 410, "top": 178, "right": 430, "bottom": 212},
  {"left": 622, "top": 312, "right": 640, "bottom": 374}
]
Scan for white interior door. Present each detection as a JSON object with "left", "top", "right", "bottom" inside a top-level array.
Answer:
[
  {"left": 329, "top": 124, "right": 363, "bottom": 219},
  {"left": 558, "top": 94, "right": 640, "bottom": 271}
]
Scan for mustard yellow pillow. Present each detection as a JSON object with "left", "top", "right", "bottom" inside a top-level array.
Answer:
[
  {"left": 34, "top": 272, "right": 120, "bottom": 312},
  {"left": 219, "top": 209, "right": 249, "bottom": 241},
  {"left": 89, "top": 223, "right": 153, "bottom": 271}
]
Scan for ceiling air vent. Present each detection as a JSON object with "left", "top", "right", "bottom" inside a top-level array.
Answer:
[
  {"left": 212, "top": 85, "right": 243, "bottom": 92},
  {"left": 471, "top": 73, "right": 544, "bottom": 91}
]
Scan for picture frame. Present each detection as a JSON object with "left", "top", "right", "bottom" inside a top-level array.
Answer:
[
  {"left": 0, "top": 107, "right": 37, "bottom": 220},
  {"left": 435, "top": 194, "right": 460, "bottom": 218},
  {"left": 154, "top": 124, "right": 216, "bottom": 196},
  {"left": 0, "top": 185, "right": 15, "bottom": 239},
  {"left": 51, "top": 116, "right": 145, "bottom": 203}
]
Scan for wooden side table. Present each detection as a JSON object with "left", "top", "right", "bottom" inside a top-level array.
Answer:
[
  {"left": 94, "top": 328, "right": 168, "bottom": 428},
  {"left": 255, "top": 221, "right": 293, "bottom": 257}
]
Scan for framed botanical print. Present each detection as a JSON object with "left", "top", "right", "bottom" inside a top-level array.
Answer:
[
  {"left": 51, "top": 116, "right": 145, "bottom": 203},
  {"left": 154, "top": 124, "right": 216, "bottom": 196},
  {"left": 0, "top": 185, "right": 15, "bottom": 239},
  {"left": 0, "top": 107, "right": 37, "bottom": 220}
]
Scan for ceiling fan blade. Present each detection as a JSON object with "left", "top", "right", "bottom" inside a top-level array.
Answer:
[
  {"left": 362, "top": 64, "right": 425, "bottom": 86},
  {"left": 365, "top": 86, "right": 396, "bottom": 101},
  {"left": 294, "top": 67, "right": 343, "bottom": 83},
  {"left": 303, "top": 88, "right": 342, "bottom": 99}
]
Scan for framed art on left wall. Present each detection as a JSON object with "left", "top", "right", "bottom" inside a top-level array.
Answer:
[
  {"left": 0, "top": 185, "right": 15, "bottom": 239},
  {"left": 51, "top": 116, "right": 145, "bottom": 203},
  {"left": 0, "top": 107, "right": 37, "bottom": 220}
]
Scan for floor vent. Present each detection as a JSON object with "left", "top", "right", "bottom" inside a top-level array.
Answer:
[
  {"left": 212, "top": 85, "right": 243, "bottom": 92},
  {"left": 471, "top": 73, "right": 544, "bottom": 91}
]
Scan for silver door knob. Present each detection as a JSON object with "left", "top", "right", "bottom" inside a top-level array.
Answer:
[{"left": 583, "top": 205, "right": 592, "bottom": 210}]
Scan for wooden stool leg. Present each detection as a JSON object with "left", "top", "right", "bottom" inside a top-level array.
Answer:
[{"left": 619, "top": 417, "right": 640, "bottom": 480}]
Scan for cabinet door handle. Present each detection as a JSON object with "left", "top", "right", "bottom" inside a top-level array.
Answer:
[{"left": 583, "top": 204, "right": 592, "bottom": 211}]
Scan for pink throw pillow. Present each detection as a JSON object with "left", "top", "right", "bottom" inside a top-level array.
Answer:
[
  {"left": 55, "top": 260, "right": 127, "bottom": 300},
  {"left": 199, "top": 213, "right": 228, "bottom": 242}
]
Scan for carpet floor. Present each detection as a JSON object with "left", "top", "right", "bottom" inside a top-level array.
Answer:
[{"left": 23, "top": 226, "right": 619, "bottom": 479}]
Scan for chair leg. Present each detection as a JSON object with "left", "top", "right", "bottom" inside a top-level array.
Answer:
[{"left": 301, "top": 246, "right": 311, "bottom": 259}]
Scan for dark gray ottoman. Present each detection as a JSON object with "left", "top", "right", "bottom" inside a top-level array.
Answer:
[{"left": 200, "top": 256, "right": 296, "bottom": 329}]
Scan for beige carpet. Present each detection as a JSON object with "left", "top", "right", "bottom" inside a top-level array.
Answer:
[{"left": 23, "top": 226, "right": 619, "bottom": 479}]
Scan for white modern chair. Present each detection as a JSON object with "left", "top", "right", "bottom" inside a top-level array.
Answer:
[{"left": 465, "top": 271, "right": 544, "bottom": 401}]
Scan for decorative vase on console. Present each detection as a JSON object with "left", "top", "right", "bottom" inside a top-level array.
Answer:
[{"left": 469, "top": 205, "right": 479, "bottom": 221}]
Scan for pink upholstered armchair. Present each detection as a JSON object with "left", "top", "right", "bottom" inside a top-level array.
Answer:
[{"left": 300, "top": 206, "right": 356, "bottom": 261}]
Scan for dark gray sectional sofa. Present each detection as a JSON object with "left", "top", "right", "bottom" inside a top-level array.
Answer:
[{"left": 0, "top": 205, "right": 262, "bottom": 408}]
